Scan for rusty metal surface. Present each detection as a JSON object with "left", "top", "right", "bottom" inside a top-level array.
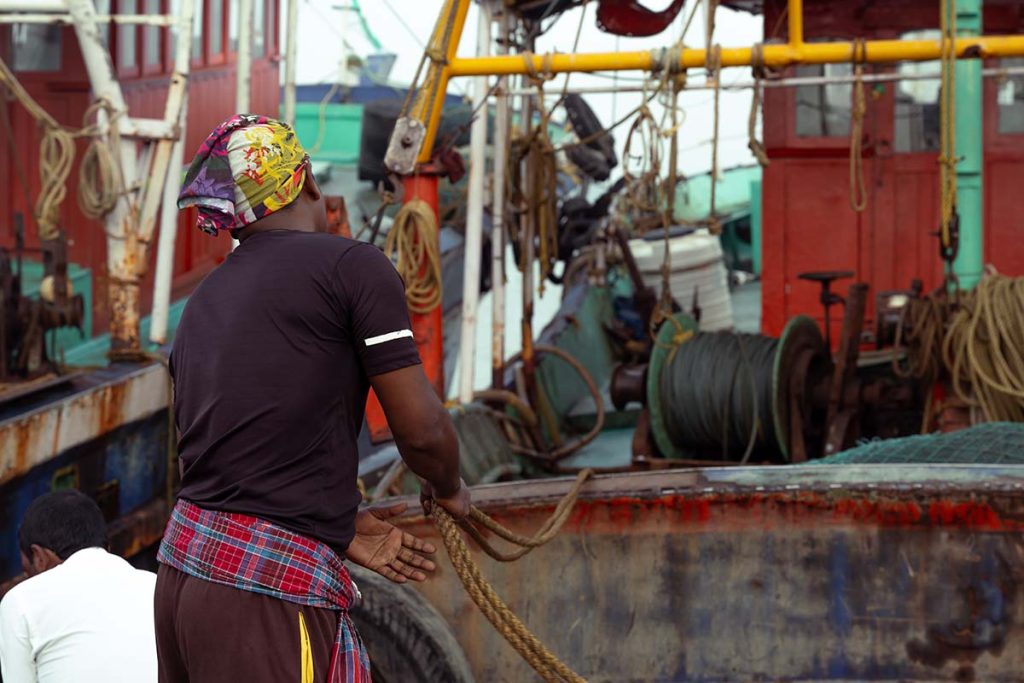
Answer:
[
  {"left": 0, "top": 361, "right": 169, "bottom": 486},
  {"left": 387, "top": 466, "right": 1024, "bottom": 681}
]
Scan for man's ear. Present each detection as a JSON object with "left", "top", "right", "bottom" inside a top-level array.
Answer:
[
  {"left": 29, "top": 544, "right": 63, "bottom": 575},
  {"left": 303, "top": 165, "right": 323, "bottom": 201}
]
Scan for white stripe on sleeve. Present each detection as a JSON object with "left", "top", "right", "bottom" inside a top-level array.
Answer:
[{"left": 364, "top": 329, "right": 414, "bottom": 347}]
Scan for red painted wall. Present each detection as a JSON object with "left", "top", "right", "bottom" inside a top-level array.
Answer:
[
  {"left": 0, "top": 0, "right": 280, "bottom": 336},
  {"left": 759, "top": 0, "right": 1024, "bottom": 339}
]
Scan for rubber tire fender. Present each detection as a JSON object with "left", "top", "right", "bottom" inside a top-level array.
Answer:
[{"left": 347, "top": 564, "right": 476, "bottom": 683}]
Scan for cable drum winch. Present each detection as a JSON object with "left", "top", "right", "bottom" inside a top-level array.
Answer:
[{"left": 614, "top": 313, "right": 832, "bottom": 462}]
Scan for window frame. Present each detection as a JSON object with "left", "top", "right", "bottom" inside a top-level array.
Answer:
[
  {"left": 142, "top": 0, "right": 165, "bottom": 75},
  {"left": 206, "top": 0, "right": 227, "bottom": 66},
  {"left": 115, "top": 0, "right": 141, "bottom": 78}
]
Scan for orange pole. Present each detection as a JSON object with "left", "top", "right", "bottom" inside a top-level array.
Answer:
[{"left": 365, "top": 172, "right": 446, "bottom": 443}]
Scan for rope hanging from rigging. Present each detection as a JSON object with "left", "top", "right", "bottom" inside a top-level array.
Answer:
[
  {"left": 0, "top": 56, "right": 124, "bottom": 240},
  {"left": 938, "top": 0, "right": 959, "bottom": 268},
  {"left": 748, "top": 42, "right": 771, "bottom": 168},
  {"left": 849, "top": 39, "right": 868, "bottom": 213}
]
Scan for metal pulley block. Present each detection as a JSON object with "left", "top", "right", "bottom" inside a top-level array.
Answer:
[{"left": 384, "top": 117, "right": 426, "bottom": 175}]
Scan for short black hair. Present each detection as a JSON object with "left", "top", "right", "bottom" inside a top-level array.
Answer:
[{"left": 18, "top": 490, "right": 107, "bottom": 560}]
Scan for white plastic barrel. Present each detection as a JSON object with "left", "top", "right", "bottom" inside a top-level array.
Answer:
[{"left": 628, "top": 229, "right": 734, "bottom": 331}]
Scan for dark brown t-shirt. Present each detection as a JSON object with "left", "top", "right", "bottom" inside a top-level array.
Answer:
[{"left": 169, "top": 230, "right": 421, "bottom": 554}]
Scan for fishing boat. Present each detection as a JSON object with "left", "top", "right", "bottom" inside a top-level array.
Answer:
[
  {"left": 341, "top": 0, "right": 1024, "bottom": 681},
  {"left": 3, "top": 0, "right": 1024, "bottom": 681}
]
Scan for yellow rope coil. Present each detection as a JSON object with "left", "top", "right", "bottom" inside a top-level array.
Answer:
[
  {"left": 385, "top": 199, "right": 443, "bottom": 314},
  {"left": 432, "top": 469, "right": 593, "bottom": 683},
  {"left": 943, "top": 275, "right": 1024, "bottom": 423}
]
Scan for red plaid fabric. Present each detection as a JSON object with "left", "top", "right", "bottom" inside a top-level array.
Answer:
[{"left": 158, "top": 499, "right": 371, "bottom": 682}]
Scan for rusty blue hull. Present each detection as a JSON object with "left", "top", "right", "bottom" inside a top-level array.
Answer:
[
  {"left": 0, "top": 362, "right": 173, "bottom": 581},
  {"left": 395, "top": 465, "right": 1024, "bottom": 682}
]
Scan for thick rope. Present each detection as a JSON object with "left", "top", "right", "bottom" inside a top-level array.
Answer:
[
  {"left": 461, "top": 468, "right": 592, "bottom": 562},
  {"left": 78, "top": 100, "right": 124, "bottom": 220},
  {"left": 748, "top": 43, "right": 770, "bottom": 167},
  {"left": 938, "top": 0, "right": 958, "bottom": 261},
  {"left": 385, "top": 199, "right": 443, "bottom": 313},
  {"left": 849, "top": 40, "right": 867, "bottom": 213},
  {"left": 0, "top": 56, "right": 123, "bottom": 239},
  {"left": 707, "top": 44, "right": 723, "bottom": 235},
  {"left": 944, "top": 275, "right": 1024, "bottom": 423},
  {"left": 431, "top": 469, "right": 593, "bottom": 683}
]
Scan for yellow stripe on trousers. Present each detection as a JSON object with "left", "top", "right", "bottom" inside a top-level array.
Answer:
[{"left": 299, "top": 611, "right": 314, "bottom": 683}]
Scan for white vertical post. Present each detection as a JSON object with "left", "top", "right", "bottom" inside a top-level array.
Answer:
[
  {"left": 150, "top": 90, "right": 188, "bottom": 345},
  {"left": 490, "top": 1, "right": 508, "bottom": 389},
  {"left": 457, "top": 3, "right": 491, "bottom": 405},
  {"left": 235, "top": 0, "right": 253, "bottom": 113},
  {"left": 282, "top": 0, "right": 299, "bottom": 124}
]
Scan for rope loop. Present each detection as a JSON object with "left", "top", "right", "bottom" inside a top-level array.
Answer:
[
  {"left": 432, "top": 470, "right": 592, "bottom": 683},
  {"left": 385, "top": 199, "right": 443, "bottom": 313}
]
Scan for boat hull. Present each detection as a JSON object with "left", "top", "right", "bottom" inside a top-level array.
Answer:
[{"left": 392, "top": 465, "right": 1024, "bottom": 682}]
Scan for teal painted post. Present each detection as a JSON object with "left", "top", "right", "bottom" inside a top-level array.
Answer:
[
  {"left": 751, "top": 179, "right": 762, "bottom": 276},
  {"left": 953, "top": 0, "right": 984, "bottom": 287}
]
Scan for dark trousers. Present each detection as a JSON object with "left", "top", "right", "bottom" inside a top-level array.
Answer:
[{"left": 155, "top": 563, "right": 339, "bottom": 683}]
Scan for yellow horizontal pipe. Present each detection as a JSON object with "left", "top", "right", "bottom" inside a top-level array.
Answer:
[{"left": 446, "top": 35, "right": 1024, "bottom": 77}]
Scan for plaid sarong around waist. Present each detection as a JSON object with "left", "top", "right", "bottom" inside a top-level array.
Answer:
[{"left": 158, "top": 499, "right": 371, "bottom": 683}]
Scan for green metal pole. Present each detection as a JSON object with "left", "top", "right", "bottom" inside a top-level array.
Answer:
[{"left": 953, "top": 0, "right": 984, "bottom": 288}]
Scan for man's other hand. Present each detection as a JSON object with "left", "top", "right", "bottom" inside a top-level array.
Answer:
[
  {"left": 420, "top": 478, "right": 471, "bottom": 520},
  {"left": 346, "top": 503, "right": 437, "bottom": 584}
]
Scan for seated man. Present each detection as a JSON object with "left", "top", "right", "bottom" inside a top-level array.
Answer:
[{"left": 0, "top": 490, "right": 158, "bottom": 683}]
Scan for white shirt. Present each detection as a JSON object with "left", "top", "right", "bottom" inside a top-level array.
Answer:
[{"left": 0, "top": 547, "right": 157, "bottom": 683}]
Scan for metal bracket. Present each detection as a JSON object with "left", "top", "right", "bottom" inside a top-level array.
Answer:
[{"left": 384, "top": 117, "right": 426, "bottom": 175}]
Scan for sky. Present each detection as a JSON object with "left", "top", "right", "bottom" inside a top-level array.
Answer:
[{"left": 289, "top": 0, "right": 764, "bottom": 179}]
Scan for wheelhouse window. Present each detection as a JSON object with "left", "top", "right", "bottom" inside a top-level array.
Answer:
[
  {"left": 145, "top": 0, "right": 162, "bottom": 67},
  {"left": 191, "top": 0, "right": 204, "bottom": 62},
  {"left": 265, "top": 0, "right": 275, "bottom": 55},
  {"left": 997, "top": 58, "right": 1024, "bottom": 134},
  {"left": 894, "top": 31, "right": 940, "bottom": 153},
  {"left": 795, "top": 64, "right": 852, "bottom": 137},
  {"left": 8, "top": 24, "right": 61, "bottom": 71},
  {"left": 253, "top": 0, "right": 265, "bottom": 57},
  {"left": 209, "top": 0, "right": 224, "bottom": 56},
  {"left": 117, "top": 0, "right": 138, "bottom": 70},
  {"left": 228, "top": 0, "right": 238, "bottom": 52}
]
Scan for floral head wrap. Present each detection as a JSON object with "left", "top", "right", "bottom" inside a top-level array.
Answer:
[{"left": 178, "top": 114, "right": 310, "bottom": 235}]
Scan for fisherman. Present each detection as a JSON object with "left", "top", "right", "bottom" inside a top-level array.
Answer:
[
  {"left": 0, "top": 490, "right": 158, "bottom": 682},
  {"left": 154, "top": 114, "right": 468, "bottom": 683}
]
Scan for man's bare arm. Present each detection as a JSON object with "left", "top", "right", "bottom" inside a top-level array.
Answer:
[{"left": 371, "top": 365, "right": 462, "bottom": 500}]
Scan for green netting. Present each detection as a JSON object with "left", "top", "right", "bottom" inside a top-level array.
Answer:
[{"left": 817, "top": 422, "right": 1024, "bottom": 465}]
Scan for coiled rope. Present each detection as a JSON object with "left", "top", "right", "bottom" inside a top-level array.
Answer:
[
  {"left": 944, "top": 275, "right": 1024, "bottom": 423},
  {"left": 384, "top": 199, "right": 443, "bottom": 313},
  {"left": 0, "top": 56, "right": 123, "bottom": 240},
  {"left": 660, "top": 331, "right": 779, "bottom": 461},
  {"left": 431, "top": 468, "right": 593, "bottom": 683},
  {"left": 77, "top": 100, "right": 124, "bottom": 220}
]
